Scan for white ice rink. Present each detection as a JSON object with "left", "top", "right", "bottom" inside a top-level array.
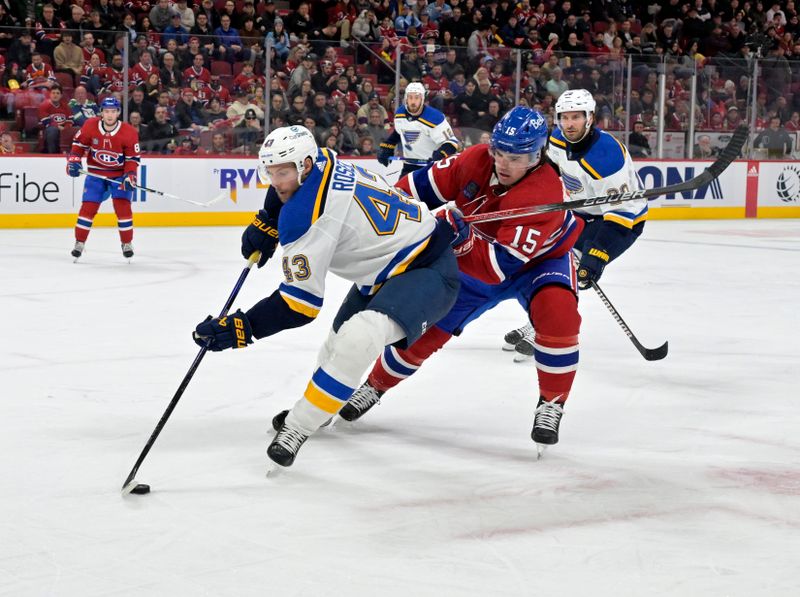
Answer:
[{"left": 2, "top": 219, "right": 798, "bottom": 596}]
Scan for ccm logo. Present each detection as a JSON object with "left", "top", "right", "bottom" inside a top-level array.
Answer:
[{"left": 93, "top": 150, "right": 122, "bottom": 164}]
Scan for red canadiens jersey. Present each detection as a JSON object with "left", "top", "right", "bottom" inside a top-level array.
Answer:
[
  {"left": 70, "top": 118, "right": 141, "bottom": 178},
  {"left": 131, "top": 62, "right": 157, "bottom": 85},
  {"left": 183, "top": 65, "right": 211, "bottom": 85},
  {"left": 103, "top": 68, "right": 126, "bottom": 93},
  {"left": 38, "top": 100, "right": 72, "bottom": 128},
  {"left": 395, "top": 144, "right": 582, "bottom": 285}
]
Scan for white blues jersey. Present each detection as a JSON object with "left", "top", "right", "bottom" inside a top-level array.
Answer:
[
  {"left": 393, "top": 105, "right": 459, "bottom": 165},
  {"left": 277, "top": 149, "right": 437, "bottom": 319},
  {"left": 547, "top": 127, "right": 647, "bottom": 230}
]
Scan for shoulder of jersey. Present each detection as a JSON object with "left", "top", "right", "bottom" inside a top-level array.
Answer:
[
  {"left": 417, "top": 105, "right": 445, "bottom": 127},
  {"left": 506, "top": 161, "right": 562, "bottom": 206},
  {"left": 394, "top": 105, "right": 407, "bottom": 119},
  {"left": 278, "top": 148, "right": 336, "bottom": 245},
  {"left": 578, "top": 130, "right": 628, "bottom": 180},
  {"left": 548, "top": 126, "right": 568, "bottom": 150},
  {"left": 82, "top": 116, "right": 101, "bottom": 129}
]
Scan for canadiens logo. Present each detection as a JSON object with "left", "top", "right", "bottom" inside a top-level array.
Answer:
[
  {"left": 402, "top": 130, "right": 421, "bottom": 144},
  {"left": 93, "top": 149, "right": 123, "bottom": 165}
]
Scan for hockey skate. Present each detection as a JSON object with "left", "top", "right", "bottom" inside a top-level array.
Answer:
[
  {"left": 71, "top": 241, "right": 85, "bottom": 261},
  {"left": 121, "top": 242, "right": 134, "bottom": 259},
  {"left": 272, "top": 409, "right": 331, "bottom": 432},
  {"left": 531, "top": 396, "right": 564, "bottom": 459},
  {"left": 338, "top": 382, "right": 383, "bottom": 422},
  {"left": 503, "top": 323, "right": 534, "bottom": 362},
  {"left": 267, "top": 417, "right": 310, "bottom": 468}
]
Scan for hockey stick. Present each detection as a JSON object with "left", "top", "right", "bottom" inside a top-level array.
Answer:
[
  {"left": 121, "top": 251, "right": 261, "bottom": 495},
  {"left": 79, "top": 169, "right": 222, "bottom": 207},
  {"left": 462, "top": 124, "right": 748, "bottom": 224},
  {"left": 591, "top": 280, "right": 668, "bottom": 361}
]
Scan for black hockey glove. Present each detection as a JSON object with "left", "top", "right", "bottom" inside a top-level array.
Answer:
[
  {"left": 193, "top": 309, "right": 254, "bottom": 351},
  {"left": 576, "top": 244, "right": 610, "bottom": 290},
  {"left": 241, "top": 210, "right": 279, "bottom": 267},
  {"left": 377, "top": 142, "right": 396, "bottom": 167}
]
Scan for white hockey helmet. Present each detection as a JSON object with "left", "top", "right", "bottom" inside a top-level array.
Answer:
[
  {"left": 257, "top": 125, "right": 318, "bottom": 185},
  {"left": 555, "top": 89, "right": 596, "bottom": 143},
  {"left": 405, "top": 81, "right": 427, "bottom": 101}
]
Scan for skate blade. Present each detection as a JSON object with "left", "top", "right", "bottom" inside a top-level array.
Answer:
[
  {"left": 265, "top": 462, "right": 284, "bottom": 478},
  {"left": 513, "top": 353, "right": 534, "bottom": 363},
  {"left": 536, "top": 444, "right": 548, "bottom": 460},
  {"left": 502, "top": 342, "right": 516, "bottom": 351}
]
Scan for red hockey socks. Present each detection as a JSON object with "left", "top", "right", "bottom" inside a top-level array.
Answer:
[
  {"left": 368, "top": 325, "right": 452, "bottom": 392},
  {"left": 529, "top": 285, "right": 581, "bottom": 404},
  {"left": 113, "top": 198, "right": 133, "bottom": 243},
  {"left": 74, "top": 201, "right": 101, "bottom": 242}
]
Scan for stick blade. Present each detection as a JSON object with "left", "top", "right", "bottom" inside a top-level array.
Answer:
[
  {"left": 642, "top": 341, "right": 669, "bottom": 361},
  {"left": 121, "top": 479, "right": 139, "bottom": 495}
]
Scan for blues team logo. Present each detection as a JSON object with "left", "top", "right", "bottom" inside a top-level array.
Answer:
[{"left": 402, "top": 130, "right": 421, "bottom": 145}]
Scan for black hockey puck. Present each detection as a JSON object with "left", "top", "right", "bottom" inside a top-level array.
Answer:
[{"left": 130, "top": 483, "right": 151, "bottom": 494}]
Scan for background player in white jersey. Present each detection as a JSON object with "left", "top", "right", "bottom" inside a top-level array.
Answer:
[
  {"left": 193, "top": 125, "right": 460, "bottom": 469},
  {"left": 503, "top": 89, "right": 648, "bottom": 361},
  {"left": 377, "top": 82, "right": 460, "bottom": 177}
]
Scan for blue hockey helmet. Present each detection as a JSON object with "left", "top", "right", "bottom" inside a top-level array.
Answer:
[
  {"left": 100, "top": 97, "right": 121, "bottom": 111},
  {"left": 490, "top": 106, "right": 548, "bottom": 160}
]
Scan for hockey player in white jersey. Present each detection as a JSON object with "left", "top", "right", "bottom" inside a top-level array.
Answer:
[
  {"left": 503, "top": 89, "right": 647, "bottom": 361},
  {"left": 377, "top": 81, "right": 460, "bottom": 177},
  {"left": 193, "top": 125, "right": 460, "bottom": 469}
]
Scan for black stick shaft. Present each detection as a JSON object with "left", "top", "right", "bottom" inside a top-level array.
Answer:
[
  {"left": 590, "top": 281, "right": 669, "bottom": 362},
  {"left": 121, "top": 253, "right": 260, "bottom": 490}
]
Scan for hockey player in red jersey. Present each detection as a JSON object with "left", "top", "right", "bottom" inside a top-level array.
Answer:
[
  {"left": 340, "top": 106, "right": 584, "bottom": 454},
  {"left": 67, "top": 97, "right": 141, "bottom": 260}
]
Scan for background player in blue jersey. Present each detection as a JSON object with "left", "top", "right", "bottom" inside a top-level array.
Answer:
[{"left": 378, "top": 82, "right": 460, "bottom": 177}]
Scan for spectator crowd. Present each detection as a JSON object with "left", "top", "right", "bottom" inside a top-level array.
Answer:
[{"left": 1, "top": 0, "right": 799, "bottom": 157}]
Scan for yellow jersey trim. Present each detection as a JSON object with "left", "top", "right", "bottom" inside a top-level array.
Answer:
[
  {"left": 311, "top": 148, "right": 334, "bottom": 225},
  {"left": 280, "top": 293, "right": 320, "bottom": 318},
  {"left": 304, "top": 382, "right": 345, "bottom": 414}
]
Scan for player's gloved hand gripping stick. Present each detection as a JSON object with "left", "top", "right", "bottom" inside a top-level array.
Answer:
[{"left": 121, "top": 251, "right": 261, "bottom": 496}]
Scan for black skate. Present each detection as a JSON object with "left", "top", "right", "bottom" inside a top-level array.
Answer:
[
  {"left": 503, "top": 322, "right": 532, "bottom": 351},
  {"left": 272, "top": 409, "right": 332, "bottom": 432},
  {"left": 531, "top": 396, "right": 564, "bottom": 458},
  {"left": 121, "top": 243, "right": 134, "bottom": 258},
  {"left": 338, "top": 382, "right": 383, "bottom": 422},
  {"left": 503, "top": 323, "right": 535, "bottom": 362},
  {"left": 71, "top": 241, "right": 85, "bottom": 259},
  {"left": 514, "top": 335, "right": 535, "bottom": 363},
  {"left": 267, "top": 417, "right": 310, "bottom": 467}
]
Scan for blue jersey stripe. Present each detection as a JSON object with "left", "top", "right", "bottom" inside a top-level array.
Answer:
[
  {"left": 312, "top": 367, "right": 355, "bottom": 400},
  {"left": 533, "top": 348, "right": 579, "bottom": 369},
  {"left": 383, "top": 347, "right": 417, "bottom": 377},
  {"left": 278, "top": 282, "right": 323, "bottom": 308}
]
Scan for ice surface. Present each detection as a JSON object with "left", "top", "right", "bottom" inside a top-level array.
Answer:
[{"left": 1, "top": 220, "right": 798, "bottom": 596}]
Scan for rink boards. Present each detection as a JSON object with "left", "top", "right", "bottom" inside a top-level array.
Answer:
[{"left": 1, "top": 155, "right": 799, "bottom": 228}]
